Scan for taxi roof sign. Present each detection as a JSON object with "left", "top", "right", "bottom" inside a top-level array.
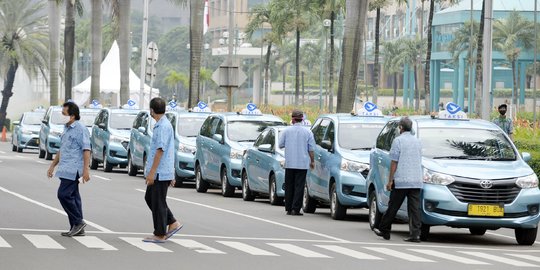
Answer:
[
  {"left": 193, "top": 101, "right": 211, "bottom": 112},
  {"left": 169, "top": 101, "right": 177, "bottom": 108},
  {"left": 123, "top": 99, "right": 139, "bottom": 109},
  {"left": 356, "top": 102, "right": 383, "bottom": 116},
  {"left": 438, "top": 102, "right": 468, "bottom": 119},
  {"left": 89, "top": 99, "right": 103, "bottom": 109},
  {"left": 241, "top": 103, "right": 262, "bottom": 115}
]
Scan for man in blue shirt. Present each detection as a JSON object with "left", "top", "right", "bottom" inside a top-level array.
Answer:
[
  {"left": 143, "top": 97, "right": 182, "bottom": 243},
  {"left": 279, "top": 110, "right": 315, "bottom": 216},
  {"left": 47, "top": 102, "right": 91, "bottom": 237},
  {"left": 374, "top": 117, "right": 423, "bottom": 242}
]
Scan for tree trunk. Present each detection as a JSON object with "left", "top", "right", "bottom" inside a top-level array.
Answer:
[
  {"left": 189, "top": 0, "right": 204, "bottom": 108},
  {"left": 474, "top": 0, "right": 486, "bottom": 115},
  {"left": 373, "top": 7, "right": 380, "bottom": 104},
  {"left": 48, "top": 0, "right": 60, "bottom": 106},
  {"left": 90, "top": 0, "right": 102, "bottom": 102},
  {"left": 118, "top": 0, "right": 131, "bottom": 105},
  {"left": 295, "top": 28, "right": 300, "bottom": 105},
  {"left": 337, "top": 0, "right": 368, "bottom": 113},
  {"left": 512, "top": 60, "right": 518, "bottom": 106},
  {"left": 424, "top": 0, "right": 435, "bottom": 113},
  {"left": 64, "top": 0, "right": 76, "bottom": 101},
  {"left": 0, "top": 63, "right": 18, "bottom": 129},
  {"left": 393, "top": 73, "right": 397, "bottom": 106},
  {"left": 414, "top": 64, "right": 420, "bottom": 111},
  {"left": 329, "top": 10, "right": 335, "bottom": 112},
  {"left": 282, "top": 64, "right": 286, "bottom": 106},
  {"left": 264, "top": 42, "right": 272, "bottom": 105}
]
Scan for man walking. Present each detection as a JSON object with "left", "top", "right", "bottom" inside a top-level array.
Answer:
[
  {"left": 47, "top": 102, "right": 90, "bottom": 237},
  {"left": 278, "top": 110, "right": 315, "bottom": 216},
  {"left": 493, "top": 103, "right": 513, "bottom": 141},
  {"left": 144, "top": 97, "right": 182, "bottom": 243},
  {"left": 374, "top": 117, "right": 423, "bottom": 242}
]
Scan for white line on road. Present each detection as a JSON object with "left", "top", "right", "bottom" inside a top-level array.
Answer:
[
  {"left": 23, "top": 234, "right": 65, "bottom": 249},
  {"left": 409, "top": 249, "right": 489, "bottom": 265},
  {"left": 15, "top": 155, "right": 27, "bottom": 159},
  {"left": 0, "top": 236, "right": 12, "bottom": 248},
  {"left": 459, "top": 251, "right": 538, "bottom": 267},
  {"left": 73, "top": 236, "right": 118, "bottom": 251},
  {"left": 120, "top": 237, "right": 172, "bottom": 252},
  {"left": 217, "top": 241, "right": 277, "bottom": 256},
  {"left": 364, "top": 247, "right": 434, "bottom": 262},
  {"left": 92, "top": 175, "right": 111, "bottom": 181},
  {"left": 268, "top": 243, "right": 331, "bottom": 258},
  {"left": 35, "top": 160, "right": 48, "bottom": 164},
  {"left": 169, "top": 239, "right": 225, "bottom": 254},
  {"left": 486, "top": 231, "right": 540, "bottom": 245},
  {"left": 506, "top": 254, "right": 540, "bottom": 263},
  {"left": 0, "top": 186, "right": 113, "bottom": 233},
  {"left": 315, "top": 245, "right": 382, "bottom": 260},
  {"left": 135, "top": 188, "right": 348, "bottom": 243},
  {"left": 0, "top": 150, "right": 6, "bottom": 154}
]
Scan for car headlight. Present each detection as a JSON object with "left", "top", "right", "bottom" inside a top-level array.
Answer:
[
  {"left": 178, "top": 144, "right": 196, "bottom": 154},
  {"left": 230, "top": 149, "right": 244, "bottom": 160},
  {"left": 516, "top": 174, "right": 539, "bottom": 189},
  {"left": 423, "top": 169, "right": 455, "bottom": 185},
  {"left": 340, "top": 159, "right": 370, "bottom": 173},
  {"left": 50, "top": 130, "right": 62, "bottom": 137},
  {"left": 22, "top": 129, "right": 33, "bottom": 135},
  {"left": 110, "top": 135, "right": 129, "bottom": 144}
]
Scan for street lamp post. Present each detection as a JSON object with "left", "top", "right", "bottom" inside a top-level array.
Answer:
[{"left": 321, "top": 19, "right": 331, "bottom": 111}]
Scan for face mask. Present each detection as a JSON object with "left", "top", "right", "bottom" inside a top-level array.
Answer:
[{"left": 59, "top": 115, "right": 71, "bottom": 124}]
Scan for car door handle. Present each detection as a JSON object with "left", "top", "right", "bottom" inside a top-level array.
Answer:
[{"left": 255, "top": 159, "right": 260, "bottom": 163}]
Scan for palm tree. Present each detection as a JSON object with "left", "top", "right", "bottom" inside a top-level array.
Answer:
[
  {"left": 0, "top": 0, "right": 49, "bottom": 128},
  {"left": 48, "top": 0, "right": 61, "bottom": 106},
  {"left": 396, "top": 38, "right": 426, "bottom": 111},
  {"left": 64, "top": 0, "right": 84, "bottom": 101},
  {"left": 188, "top": 0, "right": 204, "bottom": 107},
  {"left": 90, "top": 0, "right": 102, "bottom": 101},
  {"left": 368, "top": 0, "right": 388, "bottom": 105},
  {"left": 164, "top": 70, "right": 188, "bottom": 101},
  {"left": 447, "top": 21, "right": 479, "bottom": 64},
  {"left": 474, "top": 0, "right": 485, "bottom": 115},
  {"left": 382, "top": 40, "right": 401, "bottom": 105}
]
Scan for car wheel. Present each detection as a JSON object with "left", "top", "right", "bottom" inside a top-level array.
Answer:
[
  {"left": 302, "top": 183, "right": 317, "bottom": 214},
  {"left": 17, "top": 146, "right": 23, "bottom": 153},
  {"left": 221, "top": 167, "right": 235, "bottom": 197},
  {"left": 45, "top": 146, "right": 53, "bottom": 160},
  {"left": 368, "top": 190, "right": 382, "bottom": 230},
  {"left": 515, "top": 227, "right": 538, "bottom": 245},
  {"left": 38, "top": 149, "right": 45, "bottom": 159},
  {"left": 12, "top": 144, "right": 16, "bottom": 152},
  {"left": 174, "top": 173, "right": 184, "bottom": 188},
  {"left": 330, "top": 183, "right": 347, "bottom": 220},
  {"left": 269, "top": 174, "right": 283, "bottom": 206},
  {"left": 127, "top": 152, "right": 138, "bottom": 176},
  {"left": 90, "top": 153, "right": 99, "bottom": 170},
  {"left": 195, "top": 164, "right": 208, "bottom": 193},
  {"left": 103, "top": 151, "right": 113, "bottom": 172},
  {"left": 241, "top": 171, "right": 255, "bottom": 201},
  {"left": 469, "top": 228, "right": 487, "bottom": 236}
]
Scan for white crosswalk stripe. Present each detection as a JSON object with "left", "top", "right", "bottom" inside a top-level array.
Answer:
[
  {"left": 315, "top": 245, "right": 383, "bottom": 260},
  {"left": 459, "top": 251, "right": 538, "bottom": 267},
  {"left": 364, "top": 247, "right": 434, "bottom": 262},
  {"left": 505, "top": 254, "right": 540, "bottom": 263},
  {"left": 73, "top": 236, "right": 118, "bottom": 251},
  {"left": 409, "top": 249, "right": 489, "bottom": 265},
  {"left": 0, "top": 236, "right": 12, "bottom": 248},
  {"left": 217, "top": 241, "right": 278, "bottom": 256},
  {"left": 119, "top": 237, "right": 172, "bottom": 252},
  {"left": 23, "top": 234, "right": 65, "bottom": 249},
  {"left": 169, "top": 239, "right": 225, "bottom": 254},
  {"left": 268, "top": 243, "right": 331, "bottom": 258}
]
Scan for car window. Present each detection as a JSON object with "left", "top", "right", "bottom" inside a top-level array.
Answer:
[
  {"left": 214, "top": 119, "right": 225, "bottom": 136},
  {"left": 339, "top": 123, "right": 385, "bottom": 150},
  {"left": 267, "top": 130, "right": 276, "bottom": 149},
  {"left": 140, "top": 113, "right": 148, "bottom": 131},
  {"left": 376, "top": 122, "right": 395, "bottom": 151},
  {"left": 209, "top": 118, "right": 222, "bottom": 136},
  {"left": 110, "top": 112, "right": 135, "bottom": 130},
  {"left": 254, "top": 130, "right": 269, "bottom": 147},
  {"left": 226, "top": 121, "right": 283, "bottom": 142},
  {"left": 386, "top": 122, "right": 401, "bottom": 149},
  {"left": 23, "top": 113, "right": 44, "bottom": 125},
  {"left": 50, "top": 110, "right": 65, "bottom": 125},
  {"left": 80, "top": 112, "right": 99, "bottom": 127},
  {"left": 324, "top": 121, "right": 335, "bottom": 143},
  {"left": 133, "top": 113, "right": 143, "bottom": 128},
  {"left": 177, "top": 117, "right": 206, "bottom": 137},
  {"left": 95, "top": 111, "right": 103, "bottom": 125},
  {"left": 313, "top": 119, "right": 330, "bottom": 145},
  {"left": 199, "top": 117, "right": 214, "bottom": 137}
]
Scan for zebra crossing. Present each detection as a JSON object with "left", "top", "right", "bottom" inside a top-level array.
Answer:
[{"left": 1, "top": 233, "right": 540, "bottom": 267}]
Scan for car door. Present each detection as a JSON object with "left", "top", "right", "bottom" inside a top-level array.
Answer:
[
  {"left": 92, "top": 111, "right": 105, "bottom": 159},
  {"left": 255, "top": 129, "right": 277, "bottom": 193},
  {"left": 310, "top": 119, "right": 331, "bottom": 198},
  {"left": 201, "top": 117, "right": 222, "bottom": 182},
  {"left": 246, "top": 130, "right": 269, "bottom": 192},
  {"left": 132, "top": 112, "right": 146, "bottom": 167},
  {"left": 39, "top": 108, "right": 51, "bottom": 151},
  {"left": 376, "top": 121, "right": 400, "bottom": 211},
  {"left": 318, "top": 121, "right": 337, "bottom": 201}
]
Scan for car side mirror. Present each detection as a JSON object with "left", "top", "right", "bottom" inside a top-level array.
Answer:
[
  {"left": 321, "top": 140, "right": 333, "bottom": 152},
  {"left": 212, "top": 134, "right": 223, "bottom": 144},
  {"left": 41, "top": 119, "right": 48, "bottom": 124},
  {"left": 258, "top": 144, "right": 273, "bottom": 153},
  {"left": 522, "top": 152, "right": 532, "bottom": 163},
  {"left": 13, "top": 121, "right": 20, "bottom": 126},
  {"left": 138, "top": 126, "right": 146, "bottom": 134},
  {"left": 98, "top": 123, "right": 107, "bottom": 130}
]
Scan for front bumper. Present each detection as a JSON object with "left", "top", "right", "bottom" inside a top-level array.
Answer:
[
  {"left": 46, "top": 135, "right": 61, "bottom": 153},
  {"left": 227, "top": 159, "right": 243, "bottom": 187},
  {"left": 106, "top": 142, "right": 129, "bottom": 165},
  {"left": 336, "top": 171, "right": 369, "bottom": 207},
  {"left": 422, "top": 184, "right": 540, "bottom": 229},
  {"left": 18, "top": 134, "right": 40, "bottom": 149},
  {"left": 175, "top": 151, "right": 196, "bottom": 181},
  {"left": 275, "top": 169, "right": 286, "bottom": 197}
]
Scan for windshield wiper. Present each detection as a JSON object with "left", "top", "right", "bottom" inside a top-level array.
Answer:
[
  {"left": 350, "top": 147, "right": 372, "bottom": 151},
  {"left": 432, "top": 155, "right": 469, "bottom": 159},
  {"left": 237, "top": 139, "right": 256, "bottom": 142}
]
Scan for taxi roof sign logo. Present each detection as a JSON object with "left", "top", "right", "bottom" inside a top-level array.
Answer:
[
  {"left": 127, "top": 99, "right": 136, "bottom": 107},
  {"left": 364, "top": 101, "right": 377, "bottom": 112},
  {"left": 198, "top": 101, "right": 208, "bottom": 109},
  {"left": 92, "top": 99, "right": 100, "bottom": 106},
  {"left": 356, "top": 102, "right": 382, "bottom": 116},
  {"left": 446, "top": 102, "right": 461, "bottom": 114},
  {"left": 438, "top": 102, "right": 467, "bottom": 119},
  {"left": 169, "top": 101, "right": 177, "bottom": 108},
  {"left": 247, "top": 103, "right": 257, "bottom": 111}
]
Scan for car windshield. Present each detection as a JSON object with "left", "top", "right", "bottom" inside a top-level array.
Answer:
[
  {"left": 23, "top": 113, "right": 44, "bottom": 125},
  {"left": 49, "top": 111, "right": 64, "bottom": 125},
  {"left": 110, "top": 113, "right": 137, "bottom": 130},
  {"left": 339, "top": 123, "right": 385, "bottom": 150},
  {"left": 420, "top": 128, "right": 517, "bottom": 161},
  {"left": 227, "top": 121, "right": 284, "bottom": 142},
  {"left": 177, "top": 117, "right": 206, "bottom": 137},
  {"left": 80, "top": 112, "right": 99, "bottom": 127}
]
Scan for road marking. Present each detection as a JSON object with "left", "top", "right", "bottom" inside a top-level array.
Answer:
[
  {"left": 73, "top": 236, "right": 118, "bottom": 251},
  {"left": 92, "top": 175, "right": 111, "bottom": 181},
  {"left": 506, "top": 254, "right": 540, "bottom": 263},
  {"left": 23, "top": 234, "right": 65, "bottom": 249},
  {"left": 315, "top": 245, "right": 382, "bottom": 260},
  {"left": 409, "top": 249, "right": 489, "bottom": 265},
  {"left": 0, "top": 186, "right": 113, "bottom": 233},
  {"left": 268, "top": 243, "right": 331, "bottom": 258},
  {"left": 0, "top": 150, "right": 6, "bottom": 154},
  {"left": 486, "top": 231, "right": 540, "bottom": 244},
  {"left": 459, "top": 251, "right": 538, "bottom": 267},
  {"left": 217, "top": 241, "right": 277, "bottom": 256},
  {"left": 364, "top": 247, "right": 434, "bottom": 262},
  {"left": 15, "top": 155, "right": 27, "bottom": 159},
  {"left": 35, "top": 160, "right": 48, "bottom": 164},
  {"left": 0, "top": 236, "right": 12, "bottom": 248},
  {"left": 169, "top": 239, "right": 225, "bottom": 254},
  {"left": 120, "top": 237, "right": 172, "bottom": 252},
  {"left": 135, "top": 188, "right": 348, "bottom": 243}
]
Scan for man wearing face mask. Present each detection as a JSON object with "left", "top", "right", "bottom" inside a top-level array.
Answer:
[
  {"left": 47, "top": 102, "right": 91, "bottom": 237},
  {"left": 493, "top": 104, "right": 513, "bottom": 141}
]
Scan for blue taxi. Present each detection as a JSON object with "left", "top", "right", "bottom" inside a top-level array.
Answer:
[
  {"left": 12, "top": 110, "right": 46, "bottom": 152},
  {"left": 38, "top": 106, "right": 63, "bottom": 160},
  {"left": 79, "top": 108, "right": 101, "bottom": 137},
  {"left": 367, "top": 103, "right": 540, "bottom": 245},
  {"left": 90, "top": 107, "right": 139, "bottom": 172},
  {"left": 194, "top": 108, "right": 285, "bottom": 197},
  {"left": 302, "top": 103, "right": 389, "bottom": 220}
]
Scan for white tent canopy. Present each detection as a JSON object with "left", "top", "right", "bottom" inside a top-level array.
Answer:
[{"left": 73, "top": 40, "right": 158, "bottom": 108}]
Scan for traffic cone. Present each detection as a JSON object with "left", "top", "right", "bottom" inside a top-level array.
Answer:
[{"left": 1, "top": 127, "right": 6, "bottom": 142}]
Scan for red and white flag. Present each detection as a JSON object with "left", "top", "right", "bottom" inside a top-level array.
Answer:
[{"left": 203, "top": 0, "right": 209, "bottom": 34}]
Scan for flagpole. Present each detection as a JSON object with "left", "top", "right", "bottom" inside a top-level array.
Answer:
[{"left": 139, "top": 0, "right": 149, "bottom": 109}]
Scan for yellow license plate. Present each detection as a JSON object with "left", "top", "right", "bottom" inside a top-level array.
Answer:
[{"left": 468, "top": 204, "right": 504, "bottom": 217}]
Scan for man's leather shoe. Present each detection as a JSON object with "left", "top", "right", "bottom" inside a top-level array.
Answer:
[
  {"left": 286, "top": 211, "right": 292, "bottom": 215},
  {"left": 403, "top": 236, "right": 421, "bottom": 243},
  {"left": 373, "top": 228, "right": 390, "bottom": 240},
  {"left": 67, "top": 222, "right": 86, "bottom": 237},
  {"left": 61, "top": 229, "right": 85, "bottom": 237},
  {"left": 291, "top": 210, "right": 303, "bottom": 216}
]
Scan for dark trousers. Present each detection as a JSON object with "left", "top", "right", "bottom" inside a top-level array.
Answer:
[
  {"left": 58, "top": 174, "right": 83, "bottom": 228},
  {"left": 284, "top": 169, "right": 307, "bottom": 212},
  {"left": 379, "top": 188, "right": 422, "bottom": 237},
  {"left": 145, "top": 175, "right": 176, "bottom": 236}
]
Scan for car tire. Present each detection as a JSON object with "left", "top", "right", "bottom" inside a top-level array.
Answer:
[
  {"left": 269, "top": 174, "right": 283, "bottom": 206},
  {"left": 469, "top": 228, "right": 487, "bottom": 236},
  {"left": 241, "top": 171, "right": 255, "bottom": 201},
  {"left": 90, "top": 153, "right": 99, "bottom": 170},
  {"left": 302, "top": 183, "right": 317, "bottom": 214},
  {"left": 221, "top": 167, "right": 235, "bottom": 197},
  {"left": 17, "top": 146, "right": 23, "bottom": 153},
  {"left": 368, "top": 190, "right": 382, "bottom": 230},
  {"left": 38, "top": 149, "right": 45, "bottom": 159},
  {"left": 174, "top": 174, "right": 184, "bottom": 188},
  {"left": 12, "top": 144, "right": 16, "bottom": 152},
  {"left": 515, "top": 227, "right": 538, "bottom": 245},
  {"left": 330, "top": 183, "right": 347, "bottom": 220},
  {"left": 127, "top": 153, "right": 138, "bottom": 176},
  {"left": 103, "top": 151, "right": 113, "bottom": 172},
  {"left": 420, "top": 224, "right": 430, "bottom": 241},
  {"left": 195, "top": 164, "right": 208, "bottom": 193},
  {"left": 45, "top": 146, "right": 53, "bottom": 160}
]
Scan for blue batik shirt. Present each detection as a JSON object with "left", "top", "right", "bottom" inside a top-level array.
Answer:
[
  {"left": 389, "top": 132, "right": 423, "bottom": 189},
  {"left": 55, "top": 121, "right": 91, "bottom": 181},
  {"left": 144, "top": 115, "right": 175, "bottom": 180},
  {"left": 278, "top": 123, "right": 316, "bottom": 170}
]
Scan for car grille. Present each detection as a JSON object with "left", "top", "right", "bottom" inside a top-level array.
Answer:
[{"left": 448, "top": 177, "right": 520, "bottom": 204}]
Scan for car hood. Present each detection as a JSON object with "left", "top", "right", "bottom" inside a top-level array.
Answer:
[
  {"left": 179, "top": 136, "right": 196, "bottom": 146},
  {"left": 111, "top": 129, "right": 131, "bottom": 139},
  {"left": 422, "top": 158, "right": 534, "bottom": 179},
  {"left": 21, "top": 125, "right": 41, "bottom": 133},
  {"left": 230, "top": 141, "right": 254, "bottom": 150},
  {"left": 340, "top": 149, "right": 371, "bottom": 164}
]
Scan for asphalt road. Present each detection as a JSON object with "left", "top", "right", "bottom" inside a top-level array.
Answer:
[{"left": 0, "top": 141, "right": 539, "bottom": 270}]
